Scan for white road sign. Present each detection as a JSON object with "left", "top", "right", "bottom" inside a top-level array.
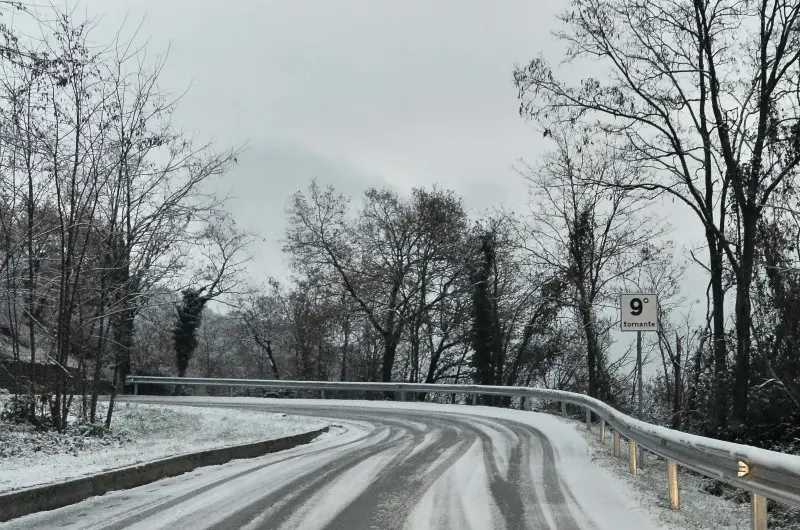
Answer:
[{"left": 619, "top": 293, "right": 659, "bottom": 332}]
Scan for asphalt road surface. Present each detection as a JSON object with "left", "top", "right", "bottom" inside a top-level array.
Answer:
[{"left": 1, "top": 398, "right": 658, "bottom": 530}]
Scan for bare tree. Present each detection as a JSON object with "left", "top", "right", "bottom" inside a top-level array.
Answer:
[
  {"left": 466, "top": 214, "right": 567, "bottom": 404},
  {"left": 98, "top": 35, "right": 241, "bottom": 396},
  {"left": 285, "top": 183, "right": 406, "bottom": 383},
  {"left": 28, "top": 12, "right": 115, "bottom": 431},
  {"left": 239, "top": 285, "right": 284, "bottom": 379},
  {"left": 514, "top": 0, "right": 800, "bottom": 428},
  {"left": 285, "top": 182, "right": 476, "bottom": 387},
  {"left": 0, "top": 5, "right": 246, "bottom": 431},
  {"left": 170, "top": 212, "right": 251, "bottom": 385},
  {"left": 520, "top": 130, "right": 669, "bottom": 401},
  {"left": 0, "top": 12, "right": 54, "bottom": 414},
  {"left": 399, "top": 187, "right": 469, "bottom": 388}
]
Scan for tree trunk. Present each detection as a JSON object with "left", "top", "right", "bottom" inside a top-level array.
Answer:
[
  {"left": 79, "top": 353, "right": 87, "bottom": 422},
  {"left": 381, "top": 282, "right": 402, "bottom": 384},
  {"left": 672, "top": 333, "right": 682, "bottom": 429},
  {"left": 410, "top": 324, "right": 420, "bottom": 383},
  {"left": 105, "top": 361, "right": 119, "bottom": 429},
  {"left": 26, "top": 158, "right": 37, "bottom": 413},
  {"left": 265, "top": 340, "right": 279, "bottom": 379},
  {"left": 732, "top": 214, "right": 757, "bottom": 426},
  {"left": 686, "top": 336, "right": 704, "bottom": 426},
  {"left": 381, "top": 334, "right": 399, "bottom": 383},
  {"left": 708, "top": 234, "right": 728, "bottom": 430},
  {"left": 340, "top": 319, "right": 350, "bottom": 381},
  {"left": 91, "top": 312, "right": 106, "bottom": 423},
  {"left": 579, "top": 301, "right": 600, "bottom": 399},
  {"left": 116, "top": 305, "right": 135, "bottom": 391}
]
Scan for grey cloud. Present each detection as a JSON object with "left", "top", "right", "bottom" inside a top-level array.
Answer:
[
  {"left": 217, "top": 143, "right": 392, "bottom": 281},
  {"left": 82, "top": 0, "right": 703, "bottom": 302}
]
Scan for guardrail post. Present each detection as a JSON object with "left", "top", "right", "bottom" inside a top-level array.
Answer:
[
  {"left": 629, "top": 440, "right": 638, "bottom": 475},
  {"left": 613, "top": 430, "right": 621, "bottom": 458},
  {"left": 751, "top": 493, "right": 767, "bottom": 530},
  {"left": 400, "top": 391, "right": 406, "bottom": 401},
  {"left": 321, "top": 390, "right": 326, "bottom": 400},
  {"left": 561, "top": 401, "right": 567, "bottom": 417},
  {"left": 585, "top": 408, "right": 591, "bottom": 430},
  {"left": 134, "top": 383, "right": 138, "bottom": 396},
  {"left": 600, "top": 420, "right": 606, "bottom": 443},
  {"left": 667, "top": 460, "right": 679, "bottom": 511},
  {"left": 471, "top": 394, "right": 477, "bottom": 406}
]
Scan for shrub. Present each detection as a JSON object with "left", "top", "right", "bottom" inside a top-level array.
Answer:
[
  {"left": 1, "top": 394, "right": 35, "bottom": 424},
  {"left": 0, "top": 394, "right": 52, "bottom": 429},
  {"left": 71, "top": 422, "right": 110, "bottom": 438}
]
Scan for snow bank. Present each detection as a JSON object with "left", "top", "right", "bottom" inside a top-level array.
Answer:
[
  {"left": 568, "top": 416, "right": 800, "bottom": 530},
  {"left": 0, "top": 399, "right": 328, "bottom": 493}
]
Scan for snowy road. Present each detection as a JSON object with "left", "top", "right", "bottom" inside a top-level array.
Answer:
[{"left": 1, "top": 398, "right": 660, "bottom": 530}]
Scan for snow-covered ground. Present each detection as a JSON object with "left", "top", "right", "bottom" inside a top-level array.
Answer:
[
  {"left": 116, "top": 396, "right": 668, "bottom": 529},
  {"left": 4, "top": 396, "right": 662, "bottom": 529},
  {"left": 0, "top": 392, "right": 328, "bottom": 493},
  {"left": 4, "top": 394, "right": 797, "bottom": 529},
  {"left": 570, "top": 416, "right": 800, "bottom": 530},
  {"left": 126, "top": 397, "right": 800, "bottom": 530}
]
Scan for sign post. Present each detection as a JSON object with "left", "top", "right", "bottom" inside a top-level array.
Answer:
[
  {"left": 620, "top": 293, "right": 658, "bottom": 466},
  {"left": 619, "top": 293, "right": 659, "bottom": 418},
  {"left": 637, "top": 330, "right": 643, "bottom": 420}
]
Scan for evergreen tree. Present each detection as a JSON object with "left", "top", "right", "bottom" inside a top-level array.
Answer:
[
  {"left": 174, "top": 289, "right": 208, "bottom": 380},
  {"left": 470, "top": 230, "right": 502, "bottom": 404}
]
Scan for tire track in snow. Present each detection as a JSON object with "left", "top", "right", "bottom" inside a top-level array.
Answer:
[
  {"left": 318, "top": 422, "right": 470, "bottom": 530},
  {"left": 212, "top": 415, "right": 469, "bottom": 529},
  {"left": 427, "top": 413, "right": 553, "bottom": 529},
  {"left": 206, "top": 422, "right": 415, "bottom": 529},
  {"left": 94, "top": 421, "right": 386, "bottom": 530}
]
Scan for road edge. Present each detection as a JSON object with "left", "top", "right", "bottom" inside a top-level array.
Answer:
[{"left": 0, "top": 426, "right": 329, "bottom": 523}]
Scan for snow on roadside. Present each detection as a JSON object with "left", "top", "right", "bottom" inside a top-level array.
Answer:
[
  {"left": 0, "top": 395, "right": 328, "bottom": 493},
  {"left": 568, "top": 416, "right": 800, "bottom": 530}
]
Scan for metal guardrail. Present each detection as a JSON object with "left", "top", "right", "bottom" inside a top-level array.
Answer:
[{"left": 126, "top": 376, "right": 800, "bottom": 529}]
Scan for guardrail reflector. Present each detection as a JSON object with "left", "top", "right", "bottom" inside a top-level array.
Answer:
[{"left": 738, "top": 461, "right": 752, "bottom": 477}]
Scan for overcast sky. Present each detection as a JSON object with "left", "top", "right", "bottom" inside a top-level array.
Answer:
[
  {"left": 73, "top": 1, "right": 559, "bottom": 276},
  {"left": 77, "top": 0, "right": 707, "bottom": 319}
]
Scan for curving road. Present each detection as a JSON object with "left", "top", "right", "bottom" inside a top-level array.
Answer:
[{"left": 1, "top": 398, "right": 659, "bottom": 530}]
